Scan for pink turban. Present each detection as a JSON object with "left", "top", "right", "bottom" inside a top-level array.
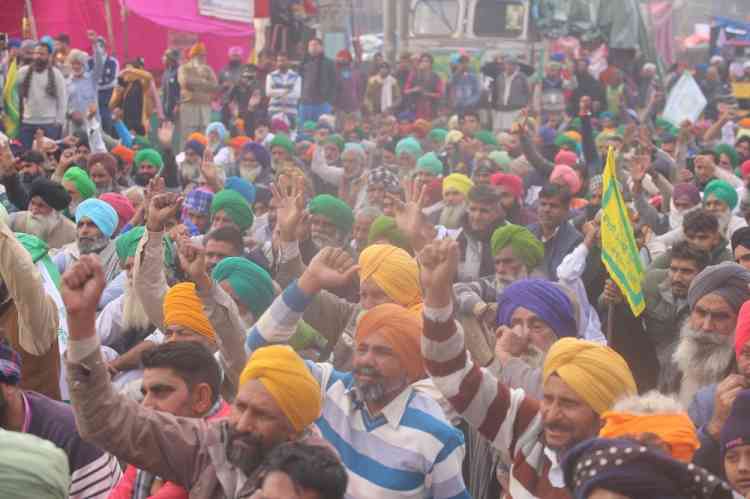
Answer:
[
  {"left": 550, "top": 164, "right": 582, "bottom": 195},
  {"left": 555, "top": 150, "right": 578, "bottom": 167}
]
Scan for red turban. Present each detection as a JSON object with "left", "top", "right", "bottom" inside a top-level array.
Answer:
[
  {"left": 736, "top": 301, "right": 750, "bottom": 361},
  {"left": 111, "top": 145, "right": 135, "bottom": 165},
  {"left": 99, "top": 193, "right": 135, "bottom": 234},
  {"left": 491, "top": 172, "right": 524, "bottom": 199},
  {"left": 555, "top": 149, "right": 578, "bottom": 167},
  {"left": 741, "top": 160, "right": 750, "bottom": 179},
  {"left": 356, "top": 303, "right": 425, "bottom": 382}
]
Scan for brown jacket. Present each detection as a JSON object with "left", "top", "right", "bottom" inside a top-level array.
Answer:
[
  {"left": 178, "top": 60, "right": 219, "bottom": 105},
  {"left": 0, "top": 221, "right": 61, "bottom": 399}
]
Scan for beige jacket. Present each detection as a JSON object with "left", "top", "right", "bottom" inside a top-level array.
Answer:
[{"left": 9, "top": 211, "right": 77, "bottom": 250}]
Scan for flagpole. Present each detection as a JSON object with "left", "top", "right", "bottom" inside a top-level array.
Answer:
[{"left": 24, "top": 0, "right": 38, "bottom": 41}]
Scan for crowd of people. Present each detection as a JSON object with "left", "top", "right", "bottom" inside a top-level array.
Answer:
[{"left": 2, "top": 23, "right": 750, "bottom": 499}]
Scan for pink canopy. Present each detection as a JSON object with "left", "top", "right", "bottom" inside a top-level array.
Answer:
[{"left": 0, "top": 0, "right": 253, "bottom": 71}]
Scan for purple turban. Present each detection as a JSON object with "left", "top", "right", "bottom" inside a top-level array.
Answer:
[
  {"left": 672, "top": 183, "right": 701, "bottom": 207},
  {"left": 497, "top": 278, "right": 577, "bottom": 338}
]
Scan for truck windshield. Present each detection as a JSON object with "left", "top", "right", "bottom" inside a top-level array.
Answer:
[
  {"left": 412, "top": 0, "right": 460, "bottom": 36},
  {"left": 473, "top": 0, "right": 525, "bottom": 38}
]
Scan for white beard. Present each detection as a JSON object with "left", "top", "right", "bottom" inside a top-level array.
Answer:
[
  {"left": 239, "top": 164, "right": 261, "bottom": 182},
  {"left": 25, "top": 211, "right": 60, "bottom": 240},
  {"left": 439, "top": 203, "right": 466, "bottom": 229},
  {"left": 669, "top": 202, "right": 698, "bottom": 230},
  {"left": 180, "top": 160, "right": 201, "bottom": 183},
  {"left": 717, "top": 210, "right": 732, "bottom": 237},
  {"left": 122, "top": 279, "right": 151, "bottom": 332},
  {"left": 673, "top": 321, "right": 735, "bottom": 405}
]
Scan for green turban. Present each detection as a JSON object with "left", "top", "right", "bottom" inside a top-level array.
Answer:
[
  {"left": 133, "top": 135, "right": 151, "bottom": 149},
  {"left": 324, "top": 134, "right": 345, "bottom": 152},
  {"left": 490, "top": 223, "right": 544, "bottom": 269},
  {"left": 62, "top": 166, "right": 96, "bottom": 200},
  {"left": 416, "top": 152, "right": 444, "bottom": 176},
  {"left": 474, "top": 129, "right": 498, "bottom": 147},
  {"left": 115, "top": 226, "right": 174, "bottom": 265},
  {"left": 715, "top": 143, "right": 740, "bottom": 168},
  {"left": 15, "top": 232, "right": 49, "bottom": 263},
  {"left": 428, "top": 128, "right": 448, "bottom": 144},
  {"left": 211, "top": 190, "right": 255, "bottom": 231},
  {"left": 212, "top": 257, "right": 275, "bottom": 319},
  {"left": 704, "top": 178, "right": 739, "bottom": 210},
  {"left": 555, "top": 134, "right": 578, "bottom": 150},
  {"left": 0, "top": 428, "right": 70, "bottom": 499},
  {"left": 308, "top": 194, "right": 354, "bottom": 234},
  {"left": 134, "top": 148, "right": 164, "bottom": 172},
  {"left": 395, "top": 137, "right": 423, "bottom": 158},
  {"left": 367, "top": 215, "right": 411, "bottom": 253},
  {"left": 270, "top": 133, "right": 295, "bottom": 155},
  {"left": 302, "top": 120, "right": 317, "bottom": 132},
  {"left": 489, "top": 150, "right": 512, "bottom": 171}
]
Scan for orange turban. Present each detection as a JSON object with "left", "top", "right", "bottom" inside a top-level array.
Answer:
[
  {"left": 111, "top": 145, "right": 135, "bottom": 165},
  {"left": 356, "top": 303, "right": 425, "bottom": 382},
  {"left": 599, "top": 411, "right": 700, "bottom": 462},
  {"left": 188, "top": 42, "right": 206, "bottom": 59},
  {"left": 412, "top": 119, "right": 432, "bottom": 138},
  {"left": 163, "top": 283, "right": 216, "bottom": 342},
  {"left": 187, "top": 132, "right": 208, "bottom": 146},
  {"left": 358, "top": 244, "right": 422, "bottom": 311},
  {"left": 229, "top": 136, "right": 252, "bottom": 150}
]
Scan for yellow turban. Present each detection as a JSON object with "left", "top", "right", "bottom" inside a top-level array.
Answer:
[
  {"left": 564, "top": 130, "right": 582, "bottom": 144},
  {"left": 163, "top": 283, "right": 216, "bottom": 342},
  {"left": 443, "top": 173, "right": 474, "bottom": 197},
  {"left": 445, "top": 130, "right": 464, "bottom": 145},
  {"left": 239, "top": 345, "right": 322, "bottom": 432},
  {"left": 358, "top": 244, "right": 422, "bottom": 311},
  {"left": 542, "top": 338, "right": 637, "bottom": 415},
  {"left": 188, "top": 42, "right": 206, "bottom": 59},
  {"left": 599, "top": 411, "right": 699, "bottom": 462}
]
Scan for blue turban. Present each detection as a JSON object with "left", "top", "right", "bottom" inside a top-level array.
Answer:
[
  {"left": 497, "top": 279, "right": 577, "bottom": 338},
  {"left": 75, "top": 198, "right": 119, "bottom": 238},
  {"left": 225, "top": 177, "right": 256, "bottom": 204},
  {"left": 184, "top": 139, "right": 206, "bottom": 157},
  {"left": 241, "top": 142, "right": 271, "bottom": 171},
  {"left": 205, "top": 122, "right": 228, "bottom": 144}
]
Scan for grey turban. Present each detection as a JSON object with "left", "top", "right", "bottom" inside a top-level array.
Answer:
[{"left": 687, "top": 261, "right": 750, "bottom": 311}]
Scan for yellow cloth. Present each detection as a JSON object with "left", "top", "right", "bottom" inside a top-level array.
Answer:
[
  {"left": 443, "top": 173, "right": 474, "bottom": 196},
  {"left": 599, "top": 411, "right": 700, "bottom": 462},
  {"left": 445, "top": 130, "right": 464, "bottom": 145},
  {"left": 358, "top": 244, "right": 422, "bottom": 311},
  {"left": 239, "top": 345, "right": 322, "bottom": 432},
  {"left": 188, "top": 42, "right": 206, "bottom": 59},
  {"left": 356, "top": 304, "right": 425, "bottom": 382},
  {"left": 542, "top": 338, "right": 637, "bottom": 414},
  {"left": 162, "top": 283, "right": 216, "bottom": 342}
]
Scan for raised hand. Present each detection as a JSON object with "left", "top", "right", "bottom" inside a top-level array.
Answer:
[
  {"left": 272, "top": 174, "right": 306, "bottom": 242},
  {"left": 495, "top": 325, "right": 529, "bottom": 362},
  {"left": 388, "top": 178, "right": 429, "bottom": 249},
  {"left": 157, "top": 121, "right": 175, "bottom": 149},
  {"left": 418, "top": 239, "right": 459, "bottom": 307},
  {"left": 177, "top": 238, "right": 210, "bottom": 288},
  {"left": 61, "top": 255, "right": 106, "bottom": 320},
  {"left": 200, "top": 147, "right": 219, "bottom": 189},
  {"left": 86, "top": 103, "right": 98, "bottom": 120},
  {"left": 298, "top": 247, "right": 360, "bottom": 295},
  {"left": 0, "top": 139, "right": 17, "bottom": 178},
  {"left": 146, "top": 192, "right": 182, "bottom": 232},
  {"left": 708, "top": 374, "right": 747, "bottom": 440}
]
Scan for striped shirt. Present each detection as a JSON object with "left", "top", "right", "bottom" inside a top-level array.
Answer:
[
  {"left": 25, "top": 390, "right": 122, "bottom": 498},
  {"left": 421, "top": 305, "right": 572, "bottom": 499},
  {"left": 246, "top": 282, "right": 470, "bottom": 499},
  {"left": 265, "top": 70, "right": 301, "bottom": 118}
]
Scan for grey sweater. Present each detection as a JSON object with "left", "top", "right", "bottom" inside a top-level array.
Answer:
[{"left": 16, "top": 65, "right": 67, "bottom": 125}]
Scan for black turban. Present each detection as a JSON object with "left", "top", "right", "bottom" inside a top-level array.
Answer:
[{"left": 29, "top": 178, "right": 71, "bottom": 211}]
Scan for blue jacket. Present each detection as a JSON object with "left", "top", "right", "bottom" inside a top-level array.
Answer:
[{"left": 449, "top": 71, "right": 481, "bottom": 111}]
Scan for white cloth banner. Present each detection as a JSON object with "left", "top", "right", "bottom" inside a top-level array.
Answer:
[
  {"left": 198, "top": 0, "right": 254, "bottom": 24},
  {"left": 662, "top": 72, "right": 707, "bottom": 127}
]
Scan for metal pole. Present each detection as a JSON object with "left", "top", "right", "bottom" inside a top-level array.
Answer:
[
  {"left": 383, "top": 0, "right": 396, "bottom": 63},
  {"left": 396, "top": 0, "right": 409, "bottom": 55}
]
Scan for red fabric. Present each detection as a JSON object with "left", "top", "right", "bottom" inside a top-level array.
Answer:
[
  {"left": 491, "top": 172, "right": 524, "bottom": 199},
  {"left": 741, "top": 160, "right": 750, "bottom": 179},
  {"left": 554, "top": 150, "right": 578, "bottom": 167},
  {"left": 736, "top": 301, "right": 750, "bottom": 360},
  {"left": 0, "top": 0, "right": 251, "bottom": 71},
  {"left": 99, "top": 193, "right": 135, "bottom": 234}
]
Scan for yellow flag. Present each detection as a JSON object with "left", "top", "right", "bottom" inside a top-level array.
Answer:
[{"left": 600, "top": 146, "right": 645, "bottom": 316}]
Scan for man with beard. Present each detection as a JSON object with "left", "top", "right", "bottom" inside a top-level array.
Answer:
[
  {"left": 490, "top": 171, "right": 537, "bottom": 225},
  {"left": 638, "top": 182, "right": 701, "bottom": 239},
  {"left": 232, "top": 142, "right": 273, "bottom": 187},
  {"left": 132, "top": 148, "right": 163, "bottom": 187},
  {"left": 182, "top": 187, "right": 213, "bottom": 236},
  {"left": 178, "top": 42, "right": 218, "bottom": 138},
  {"left": 667, "top": 262, "right": 750, "bottom": 407},
  {"left": 61, "top": 165, "right": 96, "bottom": 215},
  {"left": 449, "top": 184, "right": 507, "bottom": 282},
  {"left": 178, "top": 139, "right": 205, "bottom": 188},
  {"left": 350, "top": 207, "right": 381, "bottom": 258},
  {"left": 365, "top": 166, "right": 401, "bottom": 212},
  {"left": 529, "top": 183, "right": 584, "bottom": 281},
  {"left": 307, "top": 194, "right": 354, "bottom": 252},
  {"left": 0, "top": 149, "right": 46, "bottom": 210},
  {"left": 9, "top": 178, "right": 75, "bottom": 249},
  {"left": 62, "top": 254, "right": 331, "bottom": 498},
  {"left": 209, "top": 189, "right": 254, "bottom": 236},
  {"left": 420, "top": 238, "right": 636, "bottom": 499},
  {"left": 454, "top": 223, "right": 545, "bottom": 366},
  {"left": 108, "top": 341, "right": 231, "bottom": 498},
  {"left": 53, "top": 198, "right": 121, "bottom": 287},
  {"left": 414, "top": 152, "right": 444, "bottom": 193},
  {"left": 87, "top": 152, "right": 119, "bottom": 195},
  {"left": 16, "top": 41, "right": 66, "bottom": 148},
  {"left": 703, "top": 178, "right": 747, "bottom": 244},
  {"left": 732, "top": 227, "right": 750, "bottom": 270},
  {"left": 241, "top": 246, "right": 469, "bottom": 498},
  {"left": 439, "top": 173, "right": 473, "bottom": 229},
  {"left": 269, "top": 133, "right": 296, "bottom": 172},
  {"left": 0, "top": 342, "right": 122, "bottom": 498}
]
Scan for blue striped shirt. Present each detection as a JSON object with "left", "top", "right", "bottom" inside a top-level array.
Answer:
[{"left": 246, "top": 282, "right": 470, "bottom": 499}]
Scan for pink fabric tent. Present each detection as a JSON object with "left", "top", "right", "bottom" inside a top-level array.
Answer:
[{"left": 0, "top": 0, "right": 253, "bottom": 71}]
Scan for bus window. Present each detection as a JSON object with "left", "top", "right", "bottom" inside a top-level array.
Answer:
[
  {"left": 473, "top": 0, "right": 525, "bottom": 38},
  {"left": 412, "top": 0, "right": 460, "bottom": 36}
]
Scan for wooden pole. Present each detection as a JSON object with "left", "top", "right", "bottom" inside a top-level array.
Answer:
[
  {"left": 24, "top": 0, "right": 38, "bottom": 40},
  {"left": 103, "top": 0, "right": 117, "bottom": 56},
  {"left": 122, "top": 4, "right": 129, "bottom": 61},
  {"left": 607, "top": 304, "right": 615, "bottom": 344}
]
